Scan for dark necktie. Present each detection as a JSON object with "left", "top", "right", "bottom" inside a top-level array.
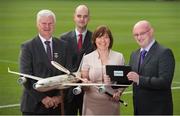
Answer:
[
  {"left": 77, "top": 34, "right": 82, "bottom": 51},
  {"left": 44, "top": 41, "right": 52, "bottom": 61},
  {"left": 140, "top": 50, "right": 147, "bottom": 65}
]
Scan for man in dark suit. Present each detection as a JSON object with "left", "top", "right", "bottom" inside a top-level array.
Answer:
[
  {"left": 127, "top": 20, "right": 175, "bottom": 115},
  {"left": 20, "top": 9, "right": 68, "bottom": 115},
  {"left": 60, "top": 5, "right": 94, "bottom": 115}
]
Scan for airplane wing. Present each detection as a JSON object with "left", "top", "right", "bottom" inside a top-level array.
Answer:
[
  {"left": 62, "top": 82, "right": 130, "bottom": 106},
  {"left": 50, "top": 61, "right": 131, "bottom": 87},
  {"left": 8, "top": 67, "right": 42, "bottom": 81},
  {"left": 62, "top": 83, "right": 131, "bottom": 87}
]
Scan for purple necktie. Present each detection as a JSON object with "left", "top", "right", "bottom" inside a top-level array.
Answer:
[
  {"left": 140, "top": 50, "right": 147, "bottom": 64},
  {"left": 44, "top": 41, "right": 52, "bottom": 61}
]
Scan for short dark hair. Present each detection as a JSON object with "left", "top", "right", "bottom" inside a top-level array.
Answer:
[{"left": 92, "top": 25, "right": 113, "bottom": 49}]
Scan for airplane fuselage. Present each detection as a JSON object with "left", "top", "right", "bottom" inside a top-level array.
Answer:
[{"left": 34, "top": 72, "right": 80, "bottom": 92}]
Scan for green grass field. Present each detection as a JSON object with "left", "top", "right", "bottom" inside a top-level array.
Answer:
[{"left": 0, "top": 0, "right": 180, "bottom": 115}]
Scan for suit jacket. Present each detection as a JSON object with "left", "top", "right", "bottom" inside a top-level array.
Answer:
[
  {"left": 129, "top": 41, "right": 175, "bottom": 115},
  {"left": 20, "top": 35, "right": 68, "bottom": 114},
  {"left": 60, "top": 30, "right": 94, "bottom": 102}
]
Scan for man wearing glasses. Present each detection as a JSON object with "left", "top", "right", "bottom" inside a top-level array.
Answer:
[{"left": 127, "top": 20, "right": 175, "bottom": 115}]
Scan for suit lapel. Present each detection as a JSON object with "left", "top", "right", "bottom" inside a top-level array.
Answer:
[
  {"left": 52, "top": 38, "right": 63, "bottom": 62},
  {"left": 82, "top": 31, "right": 89, "bottom": 49},
  {"left": 136, "top": 50, "right": 141, "bottom": 72},
  {"left": 52, "top": 38, "right": 57, "bottom": 61},
  {"left": 35, "top": 36, "right": 51, "bottom": 67},
  {"left": 140, "top": 41, "right": 158, "bottom": 70},
  {"left": 71, "top": 31, "right": 79, "bottom": 53},
  {"left": 35, "top": 36, "right": 47, "bottom": 59}
]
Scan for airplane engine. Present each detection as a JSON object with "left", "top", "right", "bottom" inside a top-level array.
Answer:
[
  {"left": 73, "top": 86, "right": 82, "bottom": 95},
  {"left": 32, "top": 83, "right": 43, "bottom": 90},
  {"left": 98, "top": 85, "right": 106, "bottom": 94},
  {"left": 33, "top": 83, "right": 37, "bottom": 89},
  {"left": 17, "top": 77, "right": 27, "bottom": 85}
]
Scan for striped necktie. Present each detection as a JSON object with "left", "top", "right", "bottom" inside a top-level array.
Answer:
[
  {"left": 44, "top": 41, "right": 52, "bottom": 61},
  {"left": 140, "top": 50, "right": 147, "bottom": 65}
]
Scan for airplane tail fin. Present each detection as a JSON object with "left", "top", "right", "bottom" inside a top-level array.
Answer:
[
  {"left": 51, "top": 61, "right": 71, "bottom": 75},
  {"left": 8, "top": 67, "right": 14, "bottom": 74},
  {"left": 8, "top": 67, "right": 10, "bottom": 72},
  {"left": 51, "top": 54, "right": 85, "bottom": 78}
]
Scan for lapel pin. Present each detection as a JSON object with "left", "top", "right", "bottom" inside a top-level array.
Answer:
[{"left": 54, "top": 53, "right": 59, "bottom": 59}]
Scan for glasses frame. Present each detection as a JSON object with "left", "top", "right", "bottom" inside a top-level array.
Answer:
[{"left": 133, "top": 29, "right": 151, "bottom": 37}]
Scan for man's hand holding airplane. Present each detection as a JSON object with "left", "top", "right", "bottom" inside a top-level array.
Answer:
[{"left": 42, "top": 96, "right": 62, "bottom": 109}]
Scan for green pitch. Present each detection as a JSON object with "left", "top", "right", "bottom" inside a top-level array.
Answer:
[{"left": 0, "top": 0, "right": 180, "bottom": 115}]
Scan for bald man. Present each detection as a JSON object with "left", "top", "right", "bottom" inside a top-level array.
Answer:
[
  {"left": 127, "top": 20, "right": 175, "bottom": 115},
  {"left": 60, "top": 5, "right": 94, "bottom": 115}
]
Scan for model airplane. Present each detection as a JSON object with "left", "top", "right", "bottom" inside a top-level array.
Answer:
[{"left": 8, "top": 61, "right": 130, "bottom": 106}]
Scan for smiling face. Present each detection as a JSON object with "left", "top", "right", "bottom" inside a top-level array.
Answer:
[
  {"left": 92, "top": 25, "right": 113, "bottom": 50},
  {"left": 133, "top": 20, "right": 154, "bottom": 48},
  {"left": 95, "top": 33, "right": 110, "bottom": 51},
  {"left": 37, "top": 15, "right": 55, "bottom": 40}
]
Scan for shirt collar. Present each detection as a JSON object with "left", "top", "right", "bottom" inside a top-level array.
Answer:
[
  {"left": 141, "top": 39, "right": 155, "bottom": 52},
  {"left": 39, "top": 34, "right": 52, "bottom": 43},
  {"left": 75, "top": 28, "right": 87, "bottom": 42}
]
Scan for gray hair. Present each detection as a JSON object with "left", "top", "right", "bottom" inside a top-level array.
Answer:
[{"left": 36, "top": 9, "right": 56, "bottom": 23}]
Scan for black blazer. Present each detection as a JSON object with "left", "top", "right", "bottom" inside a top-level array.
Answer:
[
  {"left": 61, "top": 30, "right": 94, "bottom": 72},
  {"left": 60, "top": 30, "right": 94, "bottom": 102},
  {"left": 20, "top": 35, "right": 68, "bottom": 114},
  {"left": 129, "top": 41, "right": 175, "bottom": 115}
]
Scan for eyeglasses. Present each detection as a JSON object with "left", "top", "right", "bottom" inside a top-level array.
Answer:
[{"left": 133, "top": 29, "right": 150, "bottom": 37}]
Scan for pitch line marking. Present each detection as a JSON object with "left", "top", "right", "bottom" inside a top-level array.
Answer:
[
  {"left": 0, "top": 59, "right": 18, "bottom": 64},
  {"left": 173, "top": 81, "right": 180, "bottom": 84},
  {"left": 0, "top": 104, "right": 20, "bottom": 109}
]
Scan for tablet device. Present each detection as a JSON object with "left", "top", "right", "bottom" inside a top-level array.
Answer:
[{"left": 106, "top": 65, "right": 132, "bottom": 88}]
